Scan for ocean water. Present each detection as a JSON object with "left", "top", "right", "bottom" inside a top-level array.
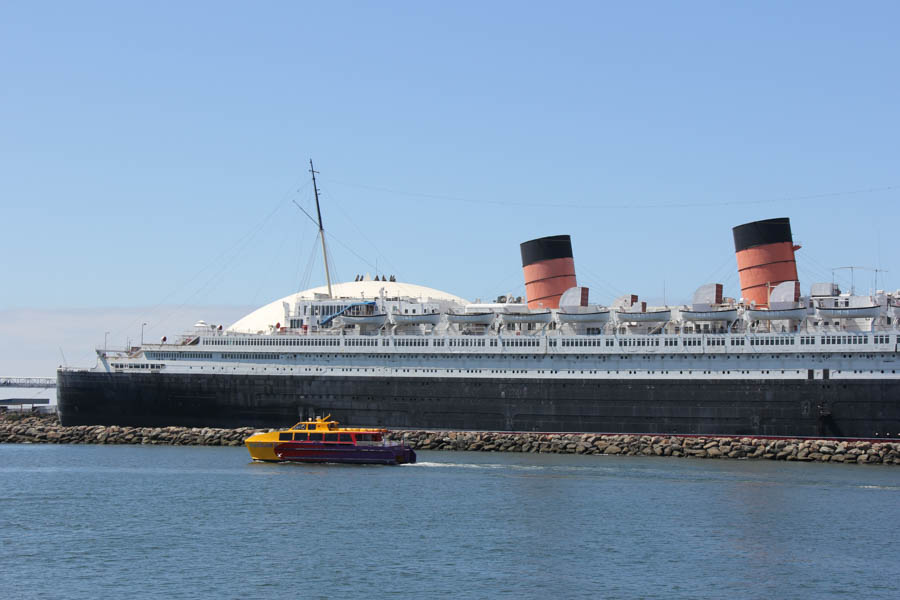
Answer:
[{"left": 1, "top": 445, "right": 898, "bottom": 599}]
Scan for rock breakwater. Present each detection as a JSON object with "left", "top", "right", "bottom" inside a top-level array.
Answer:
[
  {"left": 0, "top": 414, "right": 264, "bottom": 447},
  {"left": 2, "top": 414, "right": 898, "bottom": 465},
  {"left": 385, "top": 430, "right": 900, "bottom": 465}
]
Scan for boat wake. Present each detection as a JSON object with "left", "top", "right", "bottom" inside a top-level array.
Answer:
[{"left": 408, "top": 461, "right": 605, "bottom": 473}]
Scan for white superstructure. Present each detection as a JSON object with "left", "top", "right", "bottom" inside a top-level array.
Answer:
[{"left": 96, "top": 279, "right": 900, "bottom": 385}]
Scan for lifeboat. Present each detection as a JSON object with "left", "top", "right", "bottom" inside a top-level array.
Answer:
[
  {"left": 556, "top": 310, "right": 611, "bottom": 324},
  {"left": 615, "top": 309, "right": 671, "bottom": 322},
  {"left": 244, "top": 416, "right": 416, "bottom": 465},
  {"left": 680, "top": 308, "right": 739, "bottom": 321},
  {"left": 815, "top": 305, "right": 882, "bottom": 319},
  {"left": 746, "top": 307, "right": 808, "bottom": 321},
  {"left": 446, "top": 312, "right": 495, "bottom": 325},
  {"left": 390, "top": 312, "right": 441, "bottom": 326},
  {"left": 501, "top": 310, "right": 553, "bottom": 324}
]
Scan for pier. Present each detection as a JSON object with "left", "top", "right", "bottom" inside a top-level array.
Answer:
[
  {"left": 0, "top": 377, "right": 56, "bottom": 388},
  {"left": 0, "top": 398, "right": 51, "bottom": 411}
]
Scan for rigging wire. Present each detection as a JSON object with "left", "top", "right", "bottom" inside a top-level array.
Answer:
[
  {"left": 798, "top": 252, "right": 855, "bottom": 288},
  {"left": 248, "top": 206, "right": 300, "bottom": 309},
  {"left": 292, "top": 198, "right": 319, "bottom": 228},
  {"left": 576, "top": 264, "right": 628, "bottom": 299},
  {"left": 321, "top": 187, "right": 402, "bottom": 278},
  {"left": 115, "top": 195, "right": 294, "bottom": 342},
  {"left": 573, "top": 276, "right": 621, "bottom": 306},
  {"left": 476, "top": 273, "right": 526, "bottom": 303},
  {"left": 795, "top": 259, "right": 835, "bottom": 287},
  {"left": 324, "top": 234, "right": 341, "bottom": 288},
  {"left": 292, "top": 230, "right": 314, "bottom": 295},
  {"left": 325, "top": 231, "right": 380, "bottom": 273},
  {"left": 321, "top": 177, "right": 898, "bottom": 210},
  {"left": 699, "top": 253, "right": 740, "bottom": 290},
  {"left": 288, "top": 178, "right": 384, "bottom": 288},
  {"left": 298, "top": 235, "right": 323, "bottom": 293}
]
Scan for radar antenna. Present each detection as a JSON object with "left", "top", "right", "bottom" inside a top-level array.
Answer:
[{"left": 832, "top": 266, "right": 869, "bottom": 296}]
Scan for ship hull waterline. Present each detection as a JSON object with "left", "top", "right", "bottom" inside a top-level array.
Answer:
[
  {"left": 57, "top": 371, "right": 900, "bottom": 438},
  {"left": 272, "top": 442, "right": 416, "bottom": 465}
]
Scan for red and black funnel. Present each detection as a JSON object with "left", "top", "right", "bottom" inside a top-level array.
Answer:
[
  {"left": 520, "top": 235, "right": 577, "bottom": 309},
  {"left": 733, "top": 217, "right": 800, "bottom": 307}
]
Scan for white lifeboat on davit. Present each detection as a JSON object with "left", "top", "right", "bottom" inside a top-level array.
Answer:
[{"left": 501, "top": 310, "right": 553, "bottom": 324}]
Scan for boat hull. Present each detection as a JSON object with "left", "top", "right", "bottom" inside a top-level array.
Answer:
[
  {"left": 271, "top": 442, "right": 416, "bottom": 465},
  {"left": 57, "top": 370, "right": 900, "bottom": 438}
]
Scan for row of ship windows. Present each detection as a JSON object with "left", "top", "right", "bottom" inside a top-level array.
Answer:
[
  {"left": 396, "top": 338, "right": 444, "bottom": 347},
  {"left": 502, "top": 335, "right": 869, "bottom": 348},
  {"left": 750, "top": 337, "right": 794, "bottom": 346},
  {"left": 554, "top": 338, "right": 712, "bottom": 348},
  {"left": 801, "top": 335, "right": 870, "bottom": 345},
  {"left": 143, "top": 352, "right": 213, "bottom": 360},
  {"left": 200, "top": 335, "right": 894, "bottom": 351},
  {"left": 116, "top": 364, "right": 899, "bottom": 376},
  {"left": 141, "top": 352, "right": 895, "bottom": 363},
  {"left": 203, "top": 338, "right": 341, "bottom": 347},
  {"left": 501, "top": 339, "right": 540, "bottom": 347},
  {"left": 449, "top": 339, "right": 487, "bottom": 347},
  {"left": 345, "top": 339, "right": 379, "bottom": 347},
  {"left": 200, "top": 334, "right": 898, "bottom": 349},
  {"left": 278, "top": 432, "right": 381, "bottom": 442}
]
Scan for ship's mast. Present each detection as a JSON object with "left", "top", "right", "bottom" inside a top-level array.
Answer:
[{"left": 309, "top": 159, "right": 333, "bottom": 298}]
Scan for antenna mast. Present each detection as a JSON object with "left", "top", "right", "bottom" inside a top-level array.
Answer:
[
  {"left": 309, "top": 159, "right": 333, "bottom": 298},
  {"left": 832, "top": 266, "right": 868, "bottom": 296}
]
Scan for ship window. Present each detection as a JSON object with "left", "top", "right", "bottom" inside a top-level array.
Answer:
[
  {"left": 355, "top": 434, "right": 371, "bottom": 442},
  {"left": 293, "top": 433, "right": 307, "bottom": 441},
  {"left": 309, "top": 433, "right": 323, "bottom": 441},
  {"left": 324, "top": 433, "right": 339, "bottom": 442},
  {"left": 339, "top": 433, "right": 352, "bottom": 442},
  {"left": 278, "top": 433, "right": 292, "bottom": 441}
]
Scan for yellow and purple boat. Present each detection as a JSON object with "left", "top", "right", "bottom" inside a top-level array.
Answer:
[{"left": 244, "top": 416, "right": 416, "bottom": 465}]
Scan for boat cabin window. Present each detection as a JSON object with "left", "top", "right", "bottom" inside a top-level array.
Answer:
[
  {"left": 328, "top": 423, "right": 337, "bottom": 430},
  {"left": 279, "top": 433, "right": 292, "bottom": 441},
  {"left": 324, "top": 433, "right": 339, "bottom": 442},
  {"left": 293, "top": 433, "right": 307, "bottom": 441},
  {"left": 295, "top": 424, "right": 308, "bottom": 430},
  {"left": 309, "top": 433, "right": 323, "bottom": 441},
  {"left": 339, "top": 433, "right": 352, "bottom": 442}
]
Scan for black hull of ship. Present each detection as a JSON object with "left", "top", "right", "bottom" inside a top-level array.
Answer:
[{"left": 57, "top": 371, "right": 900, "bottom": 438}]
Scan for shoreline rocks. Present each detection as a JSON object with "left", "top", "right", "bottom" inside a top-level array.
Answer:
[
  {"left": 384, "top": 430, "right": 900, "bottom": 465},
  {"left": 0, "top": 414, "right": 263, "bottom": 447},
  {"left": 2, "top": 414, "right": 898, "bottom": 465}
]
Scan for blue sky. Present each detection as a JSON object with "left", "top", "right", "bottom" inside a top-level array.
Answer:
[{"left": 2, "top": 1, "right": 898, "bottom": 338}]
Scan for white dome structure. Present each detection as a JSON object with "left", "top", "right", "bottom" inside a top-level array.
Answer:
[{"left": 228, "top": 279, "right": 470, "bottom": 333}]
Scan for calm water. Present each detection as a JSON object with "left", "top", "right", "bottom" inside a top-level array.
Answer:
[{"left": 1, "top": 445, "right": 898, "bottom": 599}]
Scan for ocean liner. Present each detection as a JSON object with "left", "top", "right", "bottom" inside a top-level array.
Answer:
[{"left": 58, "top": 214, "right": 900, "bottom": 437}]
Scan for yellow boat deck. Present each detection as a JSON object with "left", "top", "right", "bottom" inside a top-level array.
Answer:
[{"left": 244, "top": 415, "right": 387, "bottom": 461}]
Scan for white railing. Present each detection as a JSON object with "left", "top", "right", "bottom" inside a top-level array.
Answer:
[{"left": 0, "top": 377, "right": 56, "bottom": 388}]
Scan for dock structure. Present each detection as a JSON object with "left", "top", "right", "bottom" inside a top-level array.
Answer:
[
  {"left": 0, "top": 377, "right": 56, "bottom": 388},
  {"left": 0, "top": 398, "right": 52, "bottom": 414},
  {"left": 0, "top": 398, "right": 50, "bottom": 406}
]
